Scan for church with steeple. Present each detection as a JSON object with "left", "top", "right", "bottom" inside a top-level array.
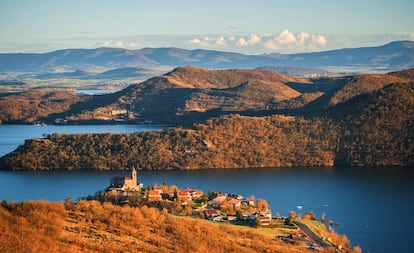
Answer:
[{"left": 106, "top": 166, "right": 143, "bottom": 192}]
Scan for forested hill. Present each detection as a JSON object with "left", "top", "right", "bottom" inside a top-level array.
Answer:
[{"left": 1, "top": 82, "right": 413, "bottom": 170}]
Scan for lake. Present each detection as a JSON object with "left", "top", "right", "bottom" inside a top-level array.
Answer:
[
  {"left": 0, "top": 125, "right": 413, "bottom": 253},
  {"left": 75, "top": 89, "right": 123, "bottom": 95}
]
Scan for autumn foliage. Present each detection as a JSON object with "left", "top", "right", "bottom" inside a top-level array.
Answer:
[{"left": 1, "top": 200, "right": 319, "bottom": 253}]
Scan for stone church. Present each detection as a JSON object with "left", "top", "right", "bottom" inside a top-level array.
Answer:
[{"left": 107, "top": 166, "right": 142, "bottom": 192}]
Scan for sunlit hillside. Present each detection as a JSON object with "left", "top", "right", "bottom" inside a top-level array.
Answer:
[{"left": 1, "top": 200, "right": 324, "bottom": 253}]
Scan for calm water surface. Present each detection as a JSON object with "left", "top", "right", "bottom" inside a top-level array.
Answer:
[
  {"left": 75, "top": 89, "right": 122, "bottom": 95},
  {"left": 0, "top": 125, "right": 413, "bottom": 253}
]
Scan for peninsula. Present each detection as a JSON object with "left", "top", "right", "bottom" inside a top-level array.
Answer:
[{"left": 0, "top": 168, "right": 361, "bottom": 253}]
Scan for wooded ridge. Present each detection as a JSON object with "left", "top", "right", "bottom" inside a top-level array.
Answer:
[
  {"left": 1, "top": 80, "right": 413, "bottom": 170},
  {"left": 1, "top": 67, "right": 413, "bottom": 170}
]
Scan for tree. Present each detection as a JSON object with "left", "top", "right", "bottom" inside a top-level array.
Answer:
[
  {"left": 289, "top": 210, "right": 297, "bottom": 219},
  {"left": 255, "top": 215, "right": 262, "bottom": 227},
  {"left": 275, "top": 212, "right": 281, "bottom": 220},
  {"left": 256, "top": 199, "right": 269, "bottom": 211},
  {"left": 284, "top": 217, "right": 293, "bottom": 226},
  {"left": 321, "top": 213, "right": 326, "bottom": 223},
  {"left": 303, "top": 212, "right": 316, "bottom": 220}
]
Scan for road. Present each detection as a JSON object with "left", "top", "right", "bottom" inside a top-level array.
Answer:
[{"left": 294, "top": 220, "right": 333, "bottom": 249}]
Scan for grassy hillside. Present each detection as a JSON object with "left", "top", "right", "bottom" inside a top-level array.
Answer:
[
  {"left": 0, "top": 200, "right": 322, "bottom": 253},
  {"left": 0, "top": 67, "right": 312, "bottom": 124},
  {"left": 74, "top": 67, "right": 308, "bottom": 123},
  {"left": 1, "top": 67, "right": 413, "bottom": 125}
]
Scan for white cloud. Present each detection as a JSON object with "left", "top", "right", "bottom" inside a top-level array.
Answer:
[
  {"left": 101, "top": 41, "right": 139, "bottom": 48},
  {"left": 275, "top": 29, "right": 296, "bottom": 45},
  {"left": 264, "top": 29, "right": 327, "bottom": 52},
  {"left": 186, "top": 30, "right": 327, "bottom": 53},
  {"left": 248, "top": 34, "right": 262, "bottom": 45},
  {"left": 188, "top": 36, "right": 229, "bottom": 48},
  {"left": 189, "top": 37, "right": 210, "bottom": 47},
  {"left": 189, "top": 38, "right": 201, "bottom": 44},
  {"left": 236, "top": 38, "right": 248, "bottom": 47},
  {"left": 215, "top": 36, "right": 227, "bottom": 47},
  {"left": 297, "top": 32, "right": 310, "bottom": 47},
  {"left": 236, "top": 34, "right": 262, "bottom": 47},
  {"left": 263, "top": 39, "right": 279, "bottom": 50},
  {"left": 103, "top": 41, "right": 124, "bottom": 47}
]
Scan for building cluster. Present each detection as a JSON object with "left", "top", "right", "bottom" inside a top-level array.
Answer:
[
  {"left": 205, "top": 192, "right": 272, "bottom": 226},
  {"left": 147, "top": 187, "right": 203, "bottom": 203},
  {"left": 105, "top": 168, "right": 272, "bottom": 226}
]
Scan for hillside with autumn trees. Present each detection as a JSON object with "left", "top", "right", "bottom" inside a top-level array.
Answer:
[
  {"left": 0, "top": 77, "right": 413, "bottom": 170},
  {"left": 0, "top": 200, "right": 307, "bottom": 253}
]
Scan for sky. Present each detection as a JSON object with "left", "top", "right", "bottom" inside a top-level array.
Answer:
[{"left": 1, "top": 0, "right": 413, "bottom": 54}]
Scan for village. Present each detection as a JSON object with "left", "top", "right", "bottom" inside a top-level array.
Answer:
[
  {"left": 104, "top": 166, "right": 274, "bottom": 227},
  {"left": 94, "top": 167, "right": 347, "bottom": 251}
]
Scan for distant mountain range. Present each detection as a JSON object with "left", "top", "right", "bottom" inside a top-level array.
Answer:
[{"left": 1, "top": 41, "right": 413, "bottom": 75}]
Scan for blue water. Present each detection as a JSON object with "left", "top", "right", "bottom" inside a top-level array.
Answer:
[
  {"left": 0, "top": 125, "right": 413, "bottom": 253},
  {"left": 75, "top": 89, "right": 122, "bottom": 95}
]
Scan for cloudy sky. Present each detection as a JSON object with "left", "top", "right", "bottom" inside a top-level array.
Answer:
[{"left": 1, "top": 0, "right": 413, "bottom": 54}]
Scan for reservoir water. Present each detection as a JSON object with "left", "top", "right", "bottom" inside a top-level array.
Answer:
[{"left": 0, "top": 125, "right": 413, "bottom": 253}]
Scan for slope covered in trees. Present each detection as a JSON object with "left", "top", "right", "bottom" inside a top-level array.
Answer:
[
  {"left": 1, "top": 82, "right": 412, "bottom": 170},
  {"left": 334, "top": 82, "right": 414, "bottom": 166},
  {"left": 1, "top": 200, "right": 319, "bottom": 253}
]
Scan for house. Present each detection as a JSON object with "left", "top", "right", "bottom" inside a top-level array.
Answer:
[
  {"left": 111, "top": 109, "right": 127, "bottom": 116},
  {"left": 205, "top": 209, "right": 221, "bottom": 220},
  {"left": 208, "top": 194, "right": 227, "bottom": 208},
  {"left": 227, "top": 215, "right": 238, "bottom": 221},
  {"left": 177, "top": 190, "right": 192, "bottom": 201},
  {"left": 153, "top": 186, "right": 164, "bottom": 194},
  {"left": 249, "top": 211, "right": 272, "bottom": 226},
  {"left": 187, "top": 189, "right": 203, "bottom": 199},
  {"left": 228, "top": 198, "right": 241, "bottom": 208},
  {"left": 148, "top": 190, "right": 162, "bottom": 201},
  {"left": 242, "top": 197, "right": 255, "bottom": 206},
  {"left": 106, "top": 166, "right": 141, "bottom": 192},
  {"left": 228, "top": 194, "right": 244, "bottom": 200}
]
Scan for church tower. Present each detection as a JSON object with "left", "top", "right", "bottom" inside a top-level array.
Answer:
[{"left": 131, "top": 165, "right": 137, "bottom": 188}]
